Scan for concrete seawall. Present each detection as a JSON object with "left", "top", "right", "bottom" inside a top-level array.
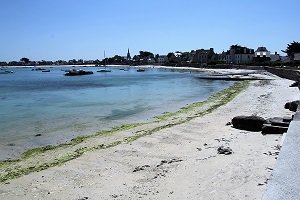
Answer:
[
  {"left": 264, "top": 67, "right": 300, "bottom": 81},
  {"left": 263, "top": 109, "right": 300, "bottom": 199},
  {"left": 263, "top": 67, "right": 300, "bottom": 199}
]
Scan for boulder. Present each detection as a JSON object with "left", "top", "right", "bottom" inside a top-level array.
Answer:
[
  {"left": 284, "top": 100, "right": 299, "bottom": 112},
  {"left": 289, "top": 82, "right": 299, "bottom": 87},
  {"left": 232, "top": 116, "right": 266, "bottom": 131}
]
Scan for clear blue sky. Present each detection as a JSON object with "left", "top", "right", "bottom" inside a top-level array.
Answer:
[{"left": 1, "top": 0, "right": 299, "bottom": 61}]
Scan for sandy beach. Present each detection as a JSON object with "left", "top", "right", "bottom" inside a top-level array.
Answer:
[{"left": 0, "top": 70, "right": 299, "bottom": 200}]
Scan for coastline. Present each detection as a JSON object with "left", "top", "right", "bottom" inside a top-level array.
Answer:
[
  {"left": 0, "top": 66, "right": 235, "bottom": 160},
  {"left": 0, "top": 79, "right": 249, "bottom": 182},
  {"left": 0, "top": 70, "right": 298, "bottom": 199}
]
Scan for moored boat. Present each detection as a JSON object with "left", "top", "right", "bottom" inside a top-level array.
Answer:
[
  {"left": 137, "top": 68, "right": 145, "bottom": 72},
  {"left": 97, "top": 69, "right": 112, "bottom": 72},
  {"left": 0, "top": 70, "right": 14, "bottom": 74}
]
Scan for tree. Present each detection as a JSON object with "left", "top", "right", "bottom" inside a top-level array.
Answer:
[
  {"left": 20, "top": 57, "right": 30, "bottom": 64},
  {"left": 155, "top": 54, "right": 159, "bottom": 62},
  {"left": 282, "top": 41, "right": 300, "bottom": 58},
  {"left": 167, "top": 52, "right": 174, "bottom": 59},
  {"left": 230, "top": 44, "right": 242, "bottom": 50},
  {"left": 139, "top": 51, "right": 154, "bottom": 59}
]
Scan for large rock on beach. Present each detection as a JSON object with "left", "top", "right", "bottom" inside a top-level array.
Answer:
[
  {"left": 232, "top": 115, "right": 266, "bottom": 131},
  {"left": 284, "top": 100, "right": 299, "bottom": 112}
]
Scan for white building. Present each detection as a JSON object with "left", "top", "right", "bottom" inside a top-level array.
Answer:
[
  {"left": 226, "top": 46, "right": 254, "bottom": 64},
  {"left": 255, "top": 47, "right": 270, "bottom": 58}
]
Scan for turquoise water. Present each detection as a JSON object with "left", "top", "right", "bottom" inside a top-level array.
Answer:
[{"left": 0, "top": 66, "right": 233, "bottom": 159}]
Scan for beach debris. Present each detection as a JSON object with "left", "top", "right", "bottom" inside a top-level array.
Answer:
[
  {"left": 217, "top": 146, "right": 233, "bottom": 155},
  {"left": 274, "top": 144, "right": 281, "bottom": 151},
  {"left": 111, "top": 194, "right": 123, "bottom": 198},
  {"left": 284, "top": 100, "right": 299, "bottom": 112},
  {"left": 263, "top": 151, "right": 279, "bottom": 156},
  {"left": 77, "top": 197, "right": 89, "bottom": 200},
  {"left": 226, "top": 122, "right": 232, "bottom": 126},
  {"left": 196, "top": 155, "right": 216, "bottom": 161},
  {"left": 153, "top": 169, "right": 169, "bottom": 179},
  {"left": 266, "top": 167, "right": 273, "bottom": 171},
  {"left": 35, "top": 133, "right": 42, "bottom": 137},
  {"left": 257, "top": 183, "right": 265, "bottom": 186},
  {"left": 232, "top": 115, "right": 266, "bottom": 131},
  {"left": 196, "top": 147, "right": 202, "bottom": 151},
  {"left": 214, "top": 138, "right": 231, "bottom": 143},
  {"left": 133, "top": 165, "right": 150, "bottom": 172},
  {"left": 156, "top": 158, "right": 183, "bottom": 167},
  {"left": 203, "top": 143, "right": 208, "bottom": 146}
]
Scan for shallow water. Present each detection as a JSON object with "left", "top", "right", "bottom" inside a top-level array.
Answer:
[{"left": 0, "top": 66, "right": 234, "bottom": 159}]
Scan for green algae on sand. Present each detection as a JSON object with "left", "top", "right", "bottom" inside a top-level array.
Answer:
[{"left": 0, "top": 80, "right": 250, "bottom": 183}]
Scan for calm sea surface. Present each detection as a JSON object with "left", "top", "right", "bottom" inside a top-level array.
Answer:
[{"left": 0, "top": 66, "right": 234, "bottom": 159}]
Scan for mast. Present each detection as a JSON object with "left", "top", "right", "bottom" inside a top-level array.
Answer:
[{"left": 104, "top": 50, "right": 106, "bottom": 66}]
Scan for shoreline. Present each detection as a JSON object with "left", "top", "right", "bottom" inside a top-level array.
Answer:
[
  {"left": 0, "top": 80, "right": 249, "bottom": 183},
  {"left": 0, "top": 70, "right": 299, "bottom": 199},
  {"left": 0, "top": 66, "right": 236, "bottom": 160}
]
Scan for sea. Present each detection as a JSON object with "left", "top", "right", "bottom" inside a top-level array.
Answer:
[{"left": 0, "top": 66, "right": 234, "bottom": 159}]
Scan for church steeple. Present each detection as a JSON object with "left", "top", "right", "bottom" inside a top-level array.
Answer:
[{"left": 127, "top": 48, "right": 131, "bottom": 60}]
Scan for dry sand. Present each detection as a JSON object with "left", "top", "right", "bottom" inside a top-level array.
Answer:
[{"left": 0, "top": 73, "right": 299, "bottom": 200}]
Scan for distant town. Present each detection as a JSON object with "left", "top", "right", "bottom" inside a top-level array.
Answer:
[{"left": 1, "top": 42, "right": 300, "bottom": 67}]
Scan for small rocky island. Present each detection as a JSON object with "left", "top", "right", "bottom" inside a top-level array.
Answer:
[{"left": 64, "top": 69, "right": 93, "bottom": 76}]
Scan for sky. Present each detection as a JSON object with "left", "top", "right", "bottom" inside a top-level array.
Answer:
[{"left": 1, "top": 0, "right": 300, "bottom": 61}]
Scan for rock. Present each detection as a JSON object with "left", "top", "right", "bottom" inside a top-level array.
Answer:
[
  {"left": 261, "top": 124, "right": 288, "bottom": 135},
  {"left": 226, "top": 122, "right": 232, "bottom": 126},
  {"left": 217, "top": 146, "right": 233, "bottom": 155},
  {"left": 284, "top": 100, "right": 299, "bottom": 112},
  {"left": 289, "top": 82, "right": 299, "bottom": 87},
  {"left": 283, "top": 116, "right": 293, "bottom": 123},
  {"left": 265, "top": 117, "right": 290, "bottom": 127},
  {"left": 232, "top": 116, "right": 266, "bottom": 131}
]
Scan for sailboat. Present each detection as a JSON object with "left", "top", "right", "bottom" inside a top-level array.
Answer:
[{"left": 97, "top": 50, "right": 112, "bottom": 72}]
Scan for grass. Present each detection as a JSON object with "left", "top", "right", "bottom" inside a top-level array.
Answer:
[{"left": 0, "top": 81, "right": 250, "bottom": 183}]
